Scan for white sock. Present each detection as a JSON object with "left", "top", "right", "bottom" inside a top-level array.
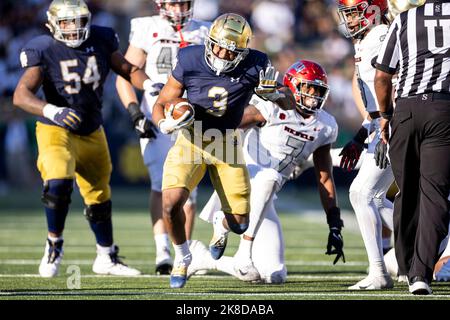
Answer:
[
  {"left": 96, "top": 244, "right": 113, "bottom": 255},
  {"left": 236, "top": 236, "right": 253, "bottom": 261},
  {"left": 154, "top": 233, "right": 170, "bottom": 252},
  {"left": 48, "top": 235, "right": 63, "bottom": 243},
  {"left": 172, "top": 241, "right": 190, "bottom": 264},
  {"left": 350, "top": 190, "right": 386, "bottom": 276},
  {"left": 213, "top": 211, "right": 229, "bottom": 236}
]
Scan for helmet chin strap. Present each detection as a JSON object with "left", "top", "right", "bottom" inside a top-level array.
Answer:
[
  {"left": 212, "top": 57, "right": 227, "bottom": 75},
  {"left": 176, "top": 24, "right": 189, "bottom": 48}
]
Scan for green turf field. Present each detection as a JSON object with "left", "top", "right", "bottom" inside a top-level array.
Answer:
[{"left": 0, "top": 187, "right": 449, "bottom": 300}]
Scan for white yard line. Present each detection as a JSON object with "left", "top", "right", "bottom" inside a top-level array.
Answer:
[
  {"left": 0, "top": 259, "right": 367, "bottom": 266},
  {"left": 0, "top": 290, "right": 448, "bottom": 299},
  {"left": 0, "top": 274, "right": 364, "bottom": 280}
]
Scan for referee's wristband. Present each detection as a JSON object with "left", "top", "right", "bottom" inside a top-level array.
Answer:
[{"left": 380, "top": 110, "right": 393, "bottom": 121}]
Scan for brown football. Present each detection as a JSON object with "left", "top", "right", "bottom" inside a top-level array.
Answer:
[
  {"left": 164, "top": 98, "right": 194, "bottom": 120},
  {"left": 434, "top": 255, "right": 450, "bottom": 274}
]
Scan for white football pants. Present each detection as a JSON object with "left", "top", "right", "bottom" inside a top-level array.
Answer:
[{"left": 349, "top": 133, "right": 394, "bottom": 276}]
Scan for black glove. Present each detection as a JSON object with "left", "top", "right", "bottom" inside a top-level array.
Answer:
[
  {"left": 326, "top": 207, "right": 345, "bottom": 265},
  {"left": 127, "top": 102, "right": 157, "bottom": 139},
  {"left": 339, "top": 126, "right": 367, "bottom": 171},
  {"left": 374, "top": 139, "right": 390, "bottom": 169}
]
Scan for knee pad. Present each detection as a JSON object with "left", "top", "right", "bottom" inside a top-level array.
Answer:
[
  {"left": 41, "top": 179, "right": 73, "bottom": 210},
  {"left": 228, "top": 222, "right": 249, "bottom": 235},
  {"left": 84, "top": 200, "right": 112, "bottom": 223}
]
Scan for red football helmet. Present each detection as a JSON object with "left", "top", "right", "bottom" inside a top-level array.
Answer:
[
  {"left": 337, "top": 0, "right": 388, "bottom": 38},
  {"left": 283, "top": 60, "right": 330, "bottom": 115}
]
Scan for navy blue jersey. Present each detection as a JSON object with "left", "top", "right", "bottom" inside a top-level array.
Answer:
[
  {"left": 172, "top": 45, "right": 269, "bottom": 133},
  {"left": 20, "top": 25, "right": 119, "bottom": 135}
]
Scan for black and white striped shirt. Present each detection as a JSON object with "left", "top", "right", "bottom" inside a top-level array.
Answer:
[{"left": 375, "top": 0, "right": 450, "bottom": 99}]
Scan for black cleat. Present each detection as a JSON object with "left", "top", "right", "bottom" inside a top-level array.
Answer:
[{"left": 156, "top": 263, "right": 173, "bottom": 275}]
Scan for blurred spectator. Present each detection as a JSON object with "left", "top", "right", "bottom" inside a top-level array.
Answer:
[
  {"left": 251, "top": 0, "right": 295, "bottom": 53},
  {"left": 194, "top": 0, "right": 219, "bottom": 21},
  {"left": 0, "top": 0, "right": 363, "bottom": 189}
]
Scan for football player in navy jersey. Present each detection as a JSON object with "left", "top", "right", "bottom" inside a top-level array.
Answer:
[
  {"left": 151, "top": 13, "right": 292, "bottom": 288},
  {"left": 13, "top": 0, "right": 155, "bottom": 278}
]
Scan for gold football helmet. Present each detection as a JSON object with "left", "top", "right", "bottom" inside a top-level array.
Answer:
[
  {"left": 387, "top": 0, "right": 426, "bottom": 21},
  {"left": 204, "top": 13, "right": 252, "bottom": 75},
  {"left": 46, "top": 0, "right": 91, "bottom": 48}
]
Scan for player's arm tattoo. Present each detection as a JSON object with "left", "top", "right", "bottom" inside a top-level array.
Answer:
[{"left": 239, "top": 105, "right": 266, "bottom": 129}]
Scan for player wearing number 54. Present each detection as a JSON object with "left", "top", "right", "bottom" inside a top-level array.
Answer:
[
  {"left": 13, "top": 0, "right": 153, "bottom": 278},
  {"left": 151, "top": 13, "right": 294, "bottom": 289}
]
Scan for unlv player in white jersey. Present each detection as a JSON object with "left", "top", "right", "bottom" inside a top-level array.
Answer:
[
  {"left": 187, "top": 60, "right": 345, "bottom": 283},
  {"left": 336, "top": 0, "right": 395, "bottom": 290},
  {"left": 116, "top": 0, "right": 210, "bottom": 275}
]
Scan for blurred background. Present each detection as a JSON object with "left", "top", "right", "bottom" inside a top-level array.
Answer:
[{"left": 0, "top": 0, "right": 361, "bottom": 201}]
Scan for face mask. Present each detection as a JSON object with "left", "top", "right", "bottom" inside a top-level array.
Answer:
[{"left": 304, "top": 96, "right": 319, "bottom": 109}]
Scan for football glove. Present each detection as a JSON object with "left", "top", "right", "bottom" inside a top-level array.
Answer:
[
  {"left": 374, "top": 139, "right": 390, "bottom": 170},
  {"left": 327, "top": 227, "right": 345, "bottom": 265},
  {"left": 158, "top": 103, "right": 194, "bottom": 134},
  {"left": 42, "top": 103, "right": 82, "bottom": 131},
  {"left": 255, "top": 66, "right": 284, "bottom": 102},
  {"left": 339, "top": 126, "right": 367, "bottom": 171},
  {"left": 143, "top": 79, "right": 164, "bottom": 97},
  {"left": 326, "top": 207, "right": 345, "bottom": 265},
  {"left": 127, "top": 102, "right": 158, "bottom": 139}
]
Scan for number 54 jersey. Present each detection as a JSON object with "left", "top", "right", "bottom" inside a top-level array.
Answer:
[
  {"left": 243, "top": 95, "right": 338, "bottom": 189},
  {"left": 20, "top": 25, "right": 119, "bottom": 135}
]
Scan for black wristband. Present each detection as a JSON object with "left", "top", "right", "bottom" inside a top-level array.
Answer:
[
  {"left": 127, "top": 102, "right": 144, "bottom": 124},
  {"left": 327, "top": 207, "right": 344, "bottom": 229},
  {"left": 353, "top": 126, "right": 369, "bottom": 144}
]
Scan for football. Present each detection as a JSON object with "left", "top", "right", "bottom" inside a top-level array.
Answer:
[{"left": 164, "top": 98, "right": 194, "bottom": 120}]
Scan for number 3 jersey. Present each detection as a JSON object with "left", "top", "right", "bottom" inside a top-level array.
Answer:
[
  {"left": 20, "top": 25, "right": 118, "bottom": 135},
  {"left": 243, "top": 95, "right": 338, "bottom": 188},
  {"left": 172, "top": 45, "right": 270, "bottom": 133},
  {"left": 129, "top": 16, "right": 210, "bottom": 117}
]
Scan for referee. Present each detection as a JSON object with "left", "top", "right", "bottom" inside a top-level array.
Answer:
[{"left": 374, "top": 0, "right": 450, "bottom": 295}]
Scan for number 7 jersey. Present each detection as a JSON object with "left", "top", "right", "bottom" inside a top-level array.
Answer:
[
  {"left": 20, "top": 25, "right": 118, "bottom": 135},
  {"left": 243, "top": 95, "right": 338, "bottom": 187}
]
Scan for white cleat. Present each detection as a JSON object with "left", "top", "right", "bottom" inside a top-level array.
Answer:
[
  {"left": 187, "top": 240, "right": 214, "bottom": 278},
  {"left": 155, "top": 247, "right": 173, "bottom": 275},
  {"left": 348, "top": 274, "right": 394, "bottom": 290},
  {"left": 92, "top": 245, "right": 141, "bottom": 276},
  {"left": 435, "top": 259, "right": 450, "bottom": 282},
  {"left": 39, "top": 239, "right": 64, "bottom": 278},
  {"left": 233, "top": 258, "right": 261, "bottom": 282},
  {"left": 397, "top": 275, "right": 408, "bottom": 283}
]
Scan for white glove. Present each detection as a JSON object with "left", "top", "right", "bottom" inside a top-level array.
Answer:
[
  {"left": 157, "top": 103, "right": 194, "bottom": 134},
  {"left": 254, "top": 66, "right": 284, "bottom": 102}
]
